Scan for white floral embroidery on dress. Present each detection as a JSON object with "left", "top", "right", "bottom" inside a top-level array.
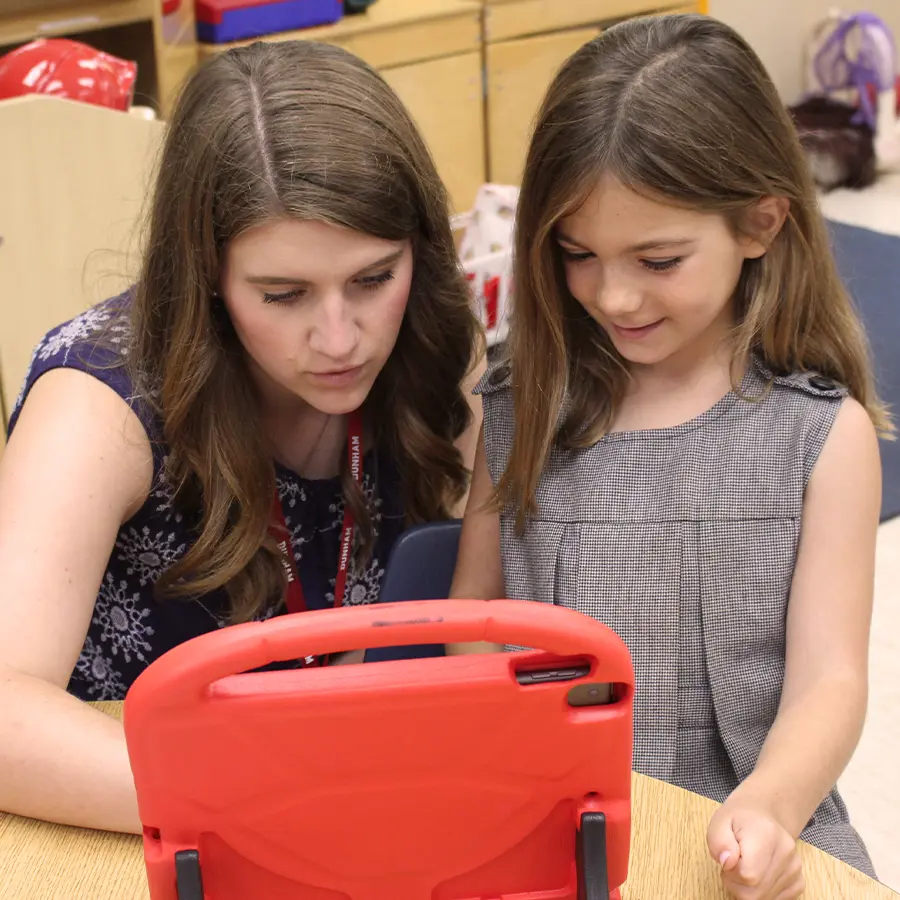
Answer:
[
  {"left": 73, "top": 637, "right": 128, "bottom": 700},
  {"left": 14, "top": 302, "right": 132, "bottom": 415},
  {"left": 277, "top": 476, "right": 307, "bottom": 510},
  {"left": 151, "top": 461, "right": 183, "bottom": 524},
  {"left": 36, "top": 305, "right": 114, "bottom": 363},
  {"left": 93, "top": 573, "right": 155, "bottom": 664},
  {"left": 115, "top": 525, "right": 186, "bottom": 586},
  {"left": 286, "top": 514, "right": 311, "bottom": 561},
  {"left": 324, "top": 473, "right": 383, "bottom": 533},
  {"left": 106, "top": 317, "right": 131, "bottom": 349},
  {"left": 12, "top": 342, "right": 42, "bottom": 414},
  {"left": 326, "top": 554, "right": 385, "bottom": 607}
]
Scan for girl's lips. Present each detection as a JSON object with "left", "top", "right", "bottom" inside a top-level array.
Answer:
[{"left": 612, "top": 320, "right": 664, "bottom": 340}]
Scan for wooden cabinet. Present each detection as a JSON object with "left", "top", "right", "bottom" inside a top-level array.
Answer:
[
  {"left": 484, "top": 1, "right": 703, "bottom": 184},
  {"left": 382, "top": 52, "right": 486, "bottom": 215},
  {"left": 0, "top": 95, "right": 163, "bottom": 418},
  {"left": 0, "top": 0, "right": 150, "bottom": 45},
  {"left": 486, "top": 27, "right": 600, "bottom": 186},
  {"left": 198, "top": 0, "right": 486, "bottom": 214}
]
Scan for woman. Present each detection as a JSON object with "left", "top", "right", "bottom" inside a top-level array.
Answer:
[{"left": 0, "top": 40, "right": 483, "bottom": 833}]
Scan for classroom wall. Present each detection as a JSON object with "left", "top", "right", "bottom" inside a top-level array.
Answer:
[{"left": 709, "top": 0, "right": 900, "bottom": 103}]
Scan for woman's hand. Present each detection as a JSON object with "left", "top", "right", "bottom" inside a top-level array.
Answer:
[{"left": 707, "top": 800, "right": 804, "bottom": 900}]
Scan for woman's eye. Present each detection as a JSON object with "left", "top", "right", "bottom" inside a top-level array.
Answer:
[
  {"left": 559, "top": 246, "right": 594, "bottom": 262},
  {"left": 263, "top": 288, "right": 304, "bottom": 304},
  {"left": 640, "top": 257, "right": 682, "bottom": 272},
  {"left": 358, "top": 270, "right": 395, "bottom": 291}
]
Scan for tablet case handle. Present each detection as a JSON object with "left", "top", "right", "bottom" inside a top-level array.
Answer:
[{"left": 127, "top": 599, "right": 633, "bottom": 704}]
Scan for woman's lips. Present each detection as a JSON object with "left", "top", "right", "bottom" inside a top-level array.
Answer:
[{"left": 308, "top": 365, "right": 364, "bottom": 387}]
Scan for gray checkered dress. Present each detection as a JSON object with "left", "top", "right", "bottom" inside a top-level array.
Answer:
[{"left": 476, "top": 355, "right": 875, "bottom": 877}]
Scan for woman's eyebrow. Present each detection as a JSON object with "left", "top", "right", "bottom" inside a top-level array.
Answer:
[
  {"left": 245, "top": 274, "right": 309, "bottom": 285},
  {"left": 354, "top": 249, "right": 404, "bottom": 275},
  {"left": 244, "top": 249, "right": 404, "bottom": 285}
]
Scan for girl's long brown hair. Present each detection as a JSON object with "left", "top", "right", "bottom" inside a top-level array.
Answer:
[
  {"left": 499, "top": 13, "right": 890, "bottom": 530},
  {"left": 129, "top": 40, "right": 480, "bottom": 621}
]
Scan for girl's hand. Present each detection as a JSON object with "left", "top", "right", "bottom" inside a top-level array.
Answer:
[{"left": 707, "top": 801, "right": 805, "bottom": 900}]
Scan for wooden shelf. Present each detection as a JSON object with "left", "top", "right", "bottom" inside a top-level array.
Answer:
[
  {"left": 485, "top": 0, "right": 697, "bottom": 44},
  {"left": 0, "top": 0, "right": 152, "bottom": 47},
  {"left": 198, "top": 0, "right": 482, "bottom": 70}
]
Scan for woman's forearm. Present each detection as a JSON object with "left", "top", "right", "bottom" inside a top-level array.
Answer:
[
  {"left": 730, "top": 672, "right": 866, "bottom": 836},
  {"left": 0, "top": 667, "right": 141, "bottom": 833}
]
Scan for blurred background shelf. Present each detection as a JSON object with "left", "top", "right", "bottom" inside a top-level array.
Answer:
[
  {"left": 0, "top": 0, "right": 153, "bottom": 46},
  {"left": 0, "top": 0, "right": 197, "bottom": 118}
]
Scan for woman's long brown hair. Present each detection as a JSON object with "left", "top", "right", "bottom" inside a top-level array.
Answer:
[
  {"left": 128, "top": 40, "right": 480, "bottom": 621},
  {"left": 499, "top": 13, "right": 891, "bottom": 531}
]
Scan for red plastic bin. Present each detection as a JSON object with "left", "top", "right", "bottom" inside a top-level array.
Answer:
[{"left": 196, "top": 0, "right": 343, "bottom": 43}]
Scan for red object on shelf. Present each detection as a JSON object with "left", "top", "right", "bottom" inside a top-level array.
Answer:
[
  {"left": 0, "top": 39, "right": 136, "bottom": 111},
  {"left": 162, "top": 0, "right": 182, "bottom": 15},
  {"left": 483, "top": 274, "right": 500, "bottom": 328},
  {"left": 124, "top": 598, "right": 634, "bottom": 900}
]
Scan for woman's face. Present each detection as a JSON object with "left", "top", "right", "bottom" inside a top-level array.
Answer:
[{"left": 220, "top": 218, "right": 413, "bottom": 415}]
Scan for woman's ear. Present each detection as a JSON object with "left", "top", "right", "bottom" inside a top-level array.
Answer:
[{"left": 738, "top": 196, "right": 790, "bottom": 259}]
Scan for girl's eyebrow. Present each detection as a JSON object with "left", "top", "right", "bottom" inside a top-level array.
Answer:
[
  {"left": 555, "top": 230, "right": 586, "bottom": 248},
  {"left": 556, "top": 232, "right": 696, "bottom": 253},
  {"left": 625, "top": 238, "right": 695, "bottom": 252}
]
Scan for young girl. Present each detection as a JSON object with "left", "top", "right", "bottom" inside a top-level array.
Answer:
[
  {"left": 450, "top": 13, "right": 884, "bottom": 897},
  {"left": 0, "top": 41, "right": 482, "bottom": 833}
]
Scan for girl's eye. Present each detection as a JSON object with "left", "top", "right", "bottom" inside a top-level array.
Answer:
[
  {"left": 559, "top": 246, "right": 594, "bottom": 262},
  {"left": 358, "top": 270, "right": 395, "bottom": 291},
  {"left": 263, "top": 288, "right": 304, "bottom": 304},
  {"left": 641, "top": 257, "right": 682, "bottom": 272}
]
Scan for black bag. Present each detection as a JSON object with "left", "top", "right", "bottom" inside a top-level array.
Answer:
[{"left": 788, "top": 95, "right": 877, "bottom": 191}]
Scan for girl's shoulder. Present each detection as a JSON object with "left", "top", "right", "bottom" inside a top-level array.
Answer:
[
  {"left": 473, "top": 353, "right": 511, "bottom": 397},
  {"left": 474, "top": 355, "right": 850, "bottom": 401},
  {"left": 755, "top": 358, "right": 849, "bottom": 403}
]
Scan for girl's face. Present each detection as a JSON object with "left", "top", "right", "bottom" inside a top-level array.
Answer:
[
  {"left": 220, "top": 218, "right": 413, "bottom": 416},
  {"left": 557, "top": 174, "right": 772, "bottom": 371}
]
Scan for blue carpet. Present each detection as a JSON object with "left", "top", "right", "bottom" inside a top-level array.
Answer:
[{"left": 828, "top": 219, "right": 900, "bottom": 521}]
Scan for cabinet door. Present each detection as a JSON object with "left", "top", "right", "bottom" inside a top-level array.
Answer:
[
  {"left": 152, "top": 0, "right": 200, "bottom": 118},
  {"left": 382, "top": 51, "right": 486, "bottom": 214},
  {"left": 485, "top": 0, "right": 699, "bottom": 44},
  {"left": 487, "top": 27, "right": 599, "bottom": 186},
  {"left": 0, "top": 96, "right": 162, "bottom": 419}
]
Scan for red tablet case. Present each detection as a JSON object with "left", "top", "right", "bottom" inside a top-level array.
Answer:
[{"left": 124, "top": 599, "right": 634, "bottom": 900}]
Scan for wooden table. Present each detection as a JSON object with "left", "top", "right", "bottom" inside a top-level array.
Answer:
[{"left": 0, "top": 703, "right": 895, "bottom": 899}]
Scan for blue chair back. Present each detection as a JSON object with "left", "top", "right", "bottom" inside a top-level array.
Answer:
[{"left": 364, "top": 520, "right": 462, "bottom": 663}]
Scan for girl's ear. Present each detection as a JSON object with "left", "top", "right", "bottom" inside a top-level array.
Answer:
[{"left": 737, "top": 196, "right": 790, "bottom": 260}]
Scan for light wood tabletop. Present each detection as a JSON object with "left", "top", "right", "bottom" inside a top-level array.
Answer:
[{"left": 0, "top": 703, "right": 895, "bottom": 900}]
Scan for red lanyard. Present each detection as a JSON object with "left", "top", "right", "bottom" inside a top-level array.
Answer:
[{"left": 269, "top": 409, "right": 364, "bottom": 667}]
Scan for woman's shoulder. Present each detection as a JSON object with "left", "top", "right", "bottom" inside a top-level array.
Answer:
[
  {"left": 9, "top": 291, "right": 156, "bottom": 438},
  {"left": 25, "top": 293, "right": 130, "bottom": 370}
]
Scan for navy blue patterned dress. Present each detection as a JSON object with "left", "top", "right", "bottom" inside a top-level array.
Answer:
[{"left": 8, "top": 296, "right": 411, "bottom": 700}]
